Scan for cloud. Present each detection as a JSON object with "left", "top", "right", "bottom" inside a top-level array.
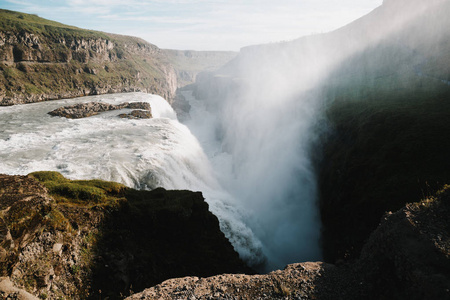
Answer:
[{"left": 1, "top": 0, "right": 383, "bottom": 50}]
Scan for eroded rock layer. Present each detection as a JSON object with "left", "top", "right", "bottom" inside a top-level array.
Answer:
[{"left": 0, "top": 9, "right": 177, "bottom": 105}]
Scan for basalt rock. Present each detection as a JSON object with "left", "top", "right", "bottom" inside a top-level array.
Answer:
[{"left": 48, "top": 101, "right": 151, "bottom": 119}]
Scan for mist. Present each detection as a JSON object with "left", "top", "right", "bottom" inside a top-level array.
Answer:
[{"left": 182, "top": 0, "right": 449, "bottom": 271}]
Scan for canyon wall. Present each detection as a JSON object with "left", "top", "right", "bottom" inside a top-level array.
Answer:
[{"left": 0, "top": 9, "right": 177, "bottom": 105}]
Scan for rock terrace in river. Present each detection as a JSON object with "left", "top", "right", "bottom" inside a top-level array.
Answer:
[{"left": 48, "top": 101, "right": 151, "bottom": 119}]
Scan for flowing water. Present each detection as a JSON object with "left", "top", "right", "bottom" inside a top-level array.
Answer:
[{"left": 0, "top": 92, "right": 265, "bottom": 267}]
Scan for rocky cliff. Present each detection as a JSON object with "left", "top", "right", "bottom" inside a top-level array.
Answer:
[
  {"left": 1, "top": 174, "right": 448, "bottom": 300},
  {"left": 128, "top": 186, "right": 450, "bottom": 299},
  {"left": 318, "top": 0, "right": 450, "bottom": 262},
  {"left": 0, "top": 172, "right": 250, "bottom": 299},
  {"left": 0, "top": 9, "right": 177, "bottom": 105}
]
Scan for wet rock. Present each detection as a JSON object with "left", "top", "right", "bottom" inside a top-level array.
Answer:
[
  {"left": 118, "top": 110, "right": 152, "bottom": 119},
  {"left": 48, "top": 101, "right": 151, "bottom": 119}
]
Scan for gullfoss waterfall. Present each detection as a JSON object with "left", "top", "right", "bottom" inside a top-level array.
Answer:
[{"left": 0, "top": 92, "right": 264, "bottom": 267}]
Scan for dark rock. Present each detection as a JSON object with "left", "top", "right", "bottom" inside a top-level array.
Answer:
[
  {"left": 126, "top": 102, "right": 151, "bottom": 110},
  {"left": 118, "top": 110, "right": 152, "bottom": 119},
  {"left": 128, "top": 188, "right": 450, "bottom": 300},
  {"left": 48, "top": 101, "right": 151, "bottom": 119}
]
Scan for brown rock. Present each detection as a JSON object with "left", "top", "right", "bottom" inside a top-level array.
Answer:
[
  {"left": 118, "top": 110, "right": 152, "bottom": 119},
  {"left": 48, "top": 101, "right": 151, "bottom": 119}
]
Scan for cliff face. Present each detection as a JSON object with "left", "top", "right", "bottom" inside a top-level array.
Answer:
[
  {"left": 0, "top": 172, "right": 250, "bottom": 299},
  {"left": 318, "top": 0, "right": 450, "bottom": 262},
  {"left": 0, "top": 9, "right": 177, "bottom": 105}
]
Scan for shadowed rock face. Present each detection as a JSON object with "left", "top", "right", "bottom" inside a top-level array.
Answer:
[
  {"left": 0, "top": 172, "right": 251, "bottom": 299},
  {"left": 48, "top": 101, "right": 151, "bottom": 118},
  {"left": 128, "top": 188, "right": 450, "bottom": 300}
]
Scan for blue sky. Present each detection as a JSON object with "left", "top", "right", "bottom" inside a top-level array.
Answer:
[{"left": 0, "top": 0, "right": 383, "bottom": 51}]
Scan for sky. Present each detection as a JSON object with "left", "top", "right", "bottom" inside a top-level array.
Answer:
[{"left": 0, "top": 0, "right": 383, "bottom": 51}]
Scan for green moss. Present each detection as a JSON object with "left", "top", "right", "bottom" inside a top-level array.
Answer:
[
  {"left": 31, "top": 171, "right": 126, "bottom": 207},
  {"left": 43, "top": 208, "right": 72, "bottom": 232},
  {"left": 0, "top": 9, "right": 109, "bottom": 40},
  {"left": 30, "top": 171, "right": 67, "bottom": 183}
]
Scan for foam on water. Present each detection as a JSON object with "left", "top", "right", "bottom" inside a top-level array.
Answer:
[{"left": 0, "top": 92, "right": 265, "bottom": 267}]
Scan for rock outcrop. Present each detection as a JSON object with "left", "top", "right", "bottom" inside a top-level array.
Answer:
[
  {"left": 127, "top": 262, "right": 330, "bottom": 300},
  {"left": 0, "top": 9, "right": 177, "bottom": 106},
  {"left": 0, "top": 172, "right": 250, "bottom": 299},
  {"left": 48, "top": 101, "right": 151, "bottom": 118},
  {"left": 118, "top": 110, "right": 152, "bottom": 119},
  {"left": 128, "top": 187, "right": 450, "bottom": 300}
]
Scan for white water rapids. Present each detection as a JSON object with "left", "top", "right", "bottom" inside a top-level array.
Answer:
[{"left": 0, "top": 92, "right": 264, "bottom": 267}]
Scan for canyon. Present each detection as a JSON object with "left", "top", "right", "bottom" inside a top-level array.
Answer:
[{"left": 0, "top": 0, "right": 449, "bottom": 299}]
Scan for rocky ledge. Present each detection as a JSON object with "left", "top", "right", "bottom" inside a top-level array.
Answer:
[
  {"left": 48, "top": 101, "right": 151, "bottom": 119},
  {"left": 129, "top": 186, "right": 450, "bottom": 299},
  {"left": 0, "top": 172, "right": 250, "bottom": 299}
]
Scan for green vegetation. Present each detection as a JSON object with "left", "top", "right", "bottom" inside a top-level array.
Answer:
[
  {"left": 0, "top": 9, "right": 175, "bottom": 105},
  {"left": 22, "top": 172, "right": 249, "bottom": 299},
  {"left": 30, "top": 171, "right": 127, "bottom": 206},
  {"left": 0, "top": 9, "right": 108, "bottom": 40}
]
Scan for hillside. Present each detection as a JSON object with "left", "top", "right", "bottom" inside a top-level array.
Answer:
[{"left": 0, "top": 9, "right": 177, "bottom": 105}]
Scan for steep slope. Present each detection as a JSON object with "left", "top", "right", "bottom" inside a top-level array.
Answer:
[
  {"left": 0, "top": 9, "right": 177, "bottom": 105},
  {"left": 0, "top": 172, "right": 250, "bottom": 299}
]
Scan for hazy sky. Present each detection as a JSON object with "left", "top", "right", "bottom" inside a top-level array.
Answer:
[{"left": 1, "top": 0, "right": 383, "bottom": 51}]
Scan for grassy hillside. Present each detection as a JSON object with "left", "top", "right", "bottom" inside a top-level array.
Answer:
[
  {"left": 0, "top": 9, "right": 108, "bottom": 39},
  {"left": 0, "top": 9, "right": 177, "bottom": 105}
]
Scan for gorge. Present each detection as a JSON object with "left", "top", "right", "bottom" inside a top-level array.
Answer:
[{"left": 0, "top": 0, "right": 449, "bottom": 299}]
